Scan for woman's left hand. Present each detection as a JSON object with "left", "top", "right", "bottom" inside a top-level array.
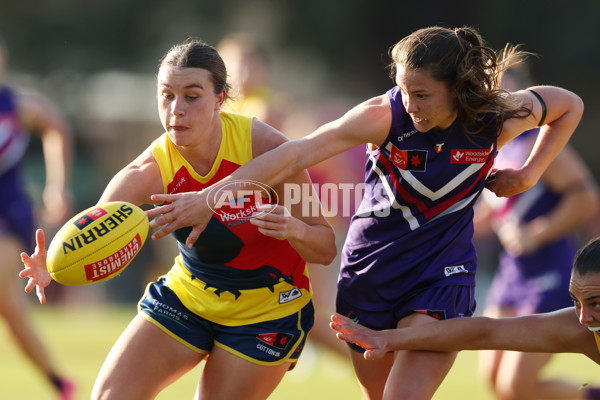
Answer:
[
  {"left": 250, "top": 204, "right": 297, "bottom": 240},
  {"left": 485, "top": 168, "right": 537, "bottom": 198}
]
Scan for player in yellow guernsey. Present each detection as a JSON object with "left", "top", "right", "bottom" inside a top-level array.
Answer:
[
  {"left": 19, "top": 39, "right": 336, "bottom": 400},
  {"left": 151, "top": 112, "right": 313, "bottom": 326},
  {"left": 331, "top": 236, "right": 600, "bottom": 399}
]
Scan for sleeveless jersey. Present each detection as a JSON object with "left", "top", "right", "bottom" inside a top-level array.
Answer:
[
  {"left": 151, "top": 111, "right": 311, "bottom": 325},
  {"left": 339, "top": 86, "right": 497, "bottom": 311},
  {"left": 0, "top": 86, "right": 29, "bottom": 175}
]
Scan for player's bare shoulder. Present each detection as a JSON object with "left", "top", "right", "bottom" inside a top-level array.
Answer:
[
  {"left": 343, "top": 93, "right": 392, "bottom": 148},
  {"left": 251, "top": 118, "right": 289, "bottom": 158}
]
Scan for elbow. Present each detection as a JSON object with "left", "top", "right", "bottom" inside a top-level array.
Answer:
[
  {"left": 316, "top": 244, "right": 338, "bottom": 266},
  {"left": 321, "top": 242, "right": 338, "bottom": 266},
  {"left": 322, "top": 229, "right": 338, "bottom": 265},
  {"left": 569, "top": 92, "right": 585, "bottom": 123},
  {"left": 311, "top": 232, "right": 338, "bottom": 266},
  {"left": 575, "top": 95, "right": 585, "bottom": 121}
]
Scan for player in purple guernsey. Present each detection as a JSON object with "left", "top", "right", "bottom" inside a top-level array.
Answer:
[
  {"left": 331, "top": 236, "right": 600, "bottom": 399},
  {"left": 146, "top": 26, "right": 585, "bottom": 399},
  {"left": 0, "top": 37, "right": 75, "bottom": 399},
  {"left": 473, "top": 65, "right": 600, "bottom": 400},
  {"left": 475, "top": 130, "right": 600, "bottom": 398}
]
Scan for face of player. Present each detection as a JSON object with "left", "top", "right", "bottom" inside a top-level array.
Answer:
[
  {"left": 157, "top": 65, "right": 225, "bottom": 148},
  {"left": 570, "top": 270, "right": 600, "bottom": 331},
  {"left": 395, "top": 65, "right": 458, "bottom": 133}
]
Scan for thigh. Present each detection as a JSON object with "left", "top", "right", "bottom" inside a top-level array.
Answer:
[
  {"left": 478, "top": 306, "right": 517, "bottom": 386},
  {"left": 197, "top": 345, "right": 291, "bottom": 400},
  {"left": 496, "top": 351, "right": 553, "bottom": 396},
  {"left": 92, "top": 313, "right": 206, "bottom": 400},
  {"left": 385, "top": 312, "right": 458, "bottom": 400},
  {"left": 350, "top": 347, "right": 395, "bottom": 400}
]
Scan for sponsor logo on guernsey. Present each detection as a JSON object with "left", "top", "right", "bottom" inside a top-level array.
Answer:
[
  {"left": 444, "top": 265, "right": 468, "bottom": 277},
  {"left": 450, "top": 148, "right": 491, "bottom": 164},
  {"left": 397, "top": 129, "right": 419, "bottom": 142},
  {"left": 83, "top": 233, "right": 143, "bottom": 281},
  {"left": 389, "top": 144, "right": 427, "bottom": 171},
  {"left": 257, "top": 332, "right": 294, "bottom": 350},
  {"left": 279, "top": 288, "right": 302, "bottom": 304},
  {"left": 62, "top": 204, "right": 134, "bottom": 254}
]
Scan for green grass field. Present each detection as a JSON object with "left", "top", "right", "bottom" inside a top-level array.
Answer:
[{"left": 1, "top": 304, "right": 598, "bottom": 399}]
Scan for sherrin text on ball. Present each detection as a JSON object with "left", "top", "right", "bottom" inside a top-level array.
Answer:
[{"left": 46, "top": 201, "right": 149, "bottom": 285}]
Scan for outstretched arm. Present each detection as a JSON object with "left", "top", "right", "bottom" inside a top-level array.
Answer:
[
  {"left": 330, "top": 309, "right": 600, "bottom": 364},
  {"left": 19, "top": 147, "right": 163, "bottom": 304},
  {"left": 147, "top": 95, "right": 392, "bottom": 248}
]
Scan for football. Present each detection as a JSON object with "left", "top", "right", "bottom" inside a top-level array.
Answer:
[{"left": 46, "top": 201, "right": 149, "bottom": 286}]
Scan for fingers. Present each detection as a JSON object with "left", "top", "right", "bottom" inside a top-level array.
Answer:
[
  {"left": 150, "top": 193, "right": 180, "bottom": 204},
  {"left": 35, "top": 228, "right": 46, "bottom": 252},
  {"left": 145, "top": 203, "right": 171, "bottom": 218},
  {"left": 185, "top": 227, "right": 202, "bottom": 249},
  {"left": 148, "top": 212, "right": 174, "bottom": 230},
  {"left": 150, "top": 222, "right": 178, "bottom": 240},
  {"left": 25, "top": 278, "right": 37, "bottom": 294},
  {"left": 35, "top": 285, "right": 46, "bottom": 305}
]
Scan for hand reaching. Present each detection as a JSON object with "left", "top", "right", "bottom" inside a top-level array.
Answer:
[
  {"left": 19, "top": 229, "right": 52, "bottom": 304},
  {"left": 145, "top": 191, "right": 211, "bottom": 249},
  {"left": 330, "top": 313, "right": 390, "bottom": 360}
]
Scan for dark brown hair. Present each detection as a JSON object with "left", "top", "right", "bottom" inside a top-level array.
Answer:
[
  {"left": 159, "top": 39, "right": 231, "bottom": 95},
  {"left": 573, "top": 238, "right": 600, "bottom": 276},
  {"left": 389, "top": 26, "right": 532, "bottom": 138}
]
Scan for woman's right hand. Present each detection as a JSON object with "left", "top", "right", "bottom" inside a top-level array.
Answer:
[{"left": 19, "top": 229, "right": 52, "bottom": 304}]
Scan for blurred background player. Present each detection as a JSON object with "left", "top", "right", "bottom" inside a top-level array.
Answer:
[
  {"left": 217, "top": 32, "right": 357, "bottom": 359},
  {"left": 474, "top": 64, "right": 600, "bottom": 400},
  {"left": 0, "top": 36, "right": 75, "bottom": 398},
  {"left": 217, "top": 32, "right": 293, "bottom": 131}
]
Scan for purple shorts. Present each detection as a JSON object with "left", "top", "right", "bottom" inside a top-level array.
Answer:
[
  {"left": 0, "top": 165, "right": 35, "bottom": 251},
  {"left": 336, "top": 284, "right": 476, "bottom": 352},
  {"left": 485, "top": 249, "right": 574, "bottom": 314}
]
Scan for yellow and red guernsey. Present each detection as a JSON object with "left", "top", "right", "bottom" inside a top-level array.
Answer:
[{"left": 150, "top": 111, "right": 311, "bottom": 326}]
